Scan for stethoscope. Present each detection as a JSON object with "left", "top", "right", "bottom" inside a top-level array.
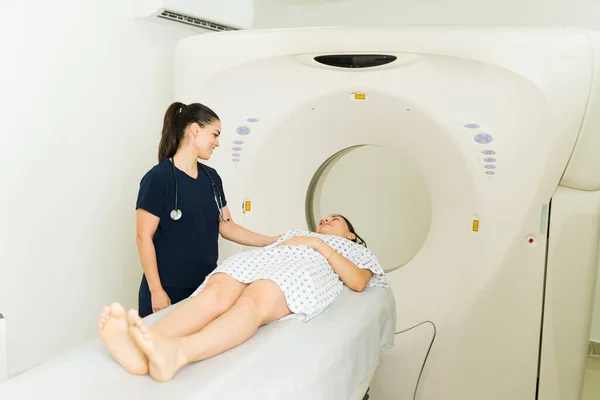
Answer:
[{"left": 169, "top": 158, "right": 229, "bottom": 223}]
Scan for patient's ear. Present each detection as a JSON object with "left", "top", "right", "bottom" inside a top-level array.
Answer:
[{"left": 348, "top": 233, "right": 356, "bottom": 241}]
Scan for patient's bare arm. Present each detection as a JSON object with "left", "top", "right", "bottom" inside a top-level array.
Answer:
[{"left": 318, "top": 244, "right": 372, "bottom": 291}]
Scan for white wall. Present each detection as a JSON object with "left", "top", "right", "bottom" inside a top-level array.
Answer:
[
  {"left": 254, "top": 0, "right": 600, "bottom": 30},
  {"left": 0, "top": 0, "right": 198, "bottom": 376}
]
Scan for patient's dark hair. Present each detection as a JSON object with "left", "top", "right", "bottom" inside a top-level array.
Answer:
[{"left": 337, "top": 215, "right": 367, "bottom": 248}]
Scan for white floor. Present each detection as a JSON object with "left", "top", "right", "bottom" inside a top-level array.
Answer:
[{"left": 582, "top": 358, "right": 600, "bottom": 400}]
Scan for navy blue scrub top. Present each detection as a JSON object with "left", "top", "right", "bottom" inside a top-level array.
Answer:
[{"left": 135, "top": 158, "right": 227, "bottom": 290}]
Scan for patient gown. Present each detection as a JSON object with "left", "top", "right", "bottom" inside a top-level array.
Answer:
[{"left": 190, "top": 229, "right": 388, "bottom": 322}]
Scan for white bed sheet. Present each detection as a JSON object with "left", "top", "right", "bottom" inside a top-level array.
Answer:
[{"left": 0, "top": 286, "right": 396, "bottom": 400}]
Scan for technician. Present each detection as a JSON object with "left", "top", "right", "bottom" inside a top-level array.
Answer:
[{"left": 135, "top": 101, "right": 278, "bottom": 317}]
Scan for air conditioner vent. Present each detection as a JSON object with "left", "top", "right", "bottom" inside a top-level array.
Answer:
[{"left": 158, "top": 10, "right": 238, "bottom": 32}]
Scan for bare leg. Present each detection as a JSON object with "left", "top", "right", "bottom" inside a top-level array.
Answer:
[
  {"left": 98, "top": 302, "right": 148, "bottom": 375},
  {"left": 150, "top": 273, "right": 247, "bottom": 338},
  {"left": 128, "top": 280, "right": 291, "bottom": 382}
]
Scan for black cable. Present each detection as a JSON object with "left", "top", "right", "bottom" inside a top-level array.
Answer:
[
  {"left": 394, "top": 320, "right": 437, "bottom": 400},
  {"left": 535, "top": 199, "right": 552, "bottom": 399}
]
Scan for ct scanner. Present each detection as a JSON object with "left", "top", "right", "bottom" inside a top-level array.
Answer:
[{"left": 2, "top": 25, "right": 600, "bottom": 400}]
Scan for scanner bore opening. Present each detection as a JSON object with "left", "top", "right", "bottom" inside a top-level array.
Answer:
[{"left": 306, "top": 145, "right": 432, "bottom": 273}]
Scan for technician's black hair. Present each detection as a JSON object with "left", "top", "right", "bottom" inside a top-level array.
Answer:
[{"left": 158, "top": 102, "right": 220, "bottom": 162}]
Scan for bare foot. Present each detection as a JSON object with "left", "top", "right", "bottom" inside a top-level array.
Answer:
[
  {"left": 98, "top": 303, "right": 148, "bottom": 375},
  {"left": 127, "top": 309, "right": 187, "bottom": 382}
]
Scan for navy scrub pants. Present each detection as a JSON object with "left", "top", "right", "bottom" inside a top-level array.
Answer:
[{"left": 138, "top": 275, "right": 196, "bottom": 318}]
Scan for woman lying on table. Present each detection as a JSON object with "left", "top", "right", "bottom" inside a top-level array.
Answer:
[{"left": 99, "top": 214, "right": 388, "bottom": 382}]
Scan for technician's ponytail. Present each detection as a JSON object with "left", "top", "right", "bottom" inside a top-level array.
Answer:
[
  {"left": 158, "top": 102, "right": 186, "bottom": 162},
  {"left": 157, "top": 101, "right": 220, "bottom": 162}
]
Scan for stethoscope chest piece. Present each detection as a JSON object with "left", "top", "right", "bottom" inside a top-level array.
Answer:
[
  {"left": 169, "top": 157, "right": 226, "bottom": 223},
  {"left": 170, "top": 209, "right": 182, "bottom": 221}
]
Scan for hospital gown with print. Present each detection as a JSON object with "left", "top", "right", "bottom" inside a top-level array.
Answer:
[{"left": 192, "top": 229, "right": 388, "bottom": 321}]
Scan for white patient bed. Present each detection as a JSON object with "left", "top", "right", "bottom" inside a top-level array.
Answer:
[{"left": 0, "top": 286, "right": 396, "bottom": 400}]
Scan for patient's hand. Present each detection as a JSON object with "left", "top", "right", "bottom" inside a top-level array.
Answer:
[
  {"left": 277, "top": 236, "right": 320, "bottom": 248},
  {"left": 269, "top": 235, "right": 283, "bottom": 245}
]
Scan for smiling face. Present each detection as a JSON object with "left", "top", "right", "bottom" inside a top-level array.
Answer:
[
  {"left": 315, "top": 214, "right": 357, "bottom": 241},
  {"left": 186, "top": 120, "right": 221, "bottom": 160}
]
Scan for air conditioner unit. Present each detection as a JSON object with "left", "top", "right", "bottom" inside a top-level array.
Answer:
[{"left": 133, "top": 0, "right": 253, "bottom": 32}]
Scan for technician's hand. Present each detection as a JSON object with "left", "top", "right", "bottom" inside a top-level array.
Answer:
[
  {"left": 151, "top": 289, "right": 171, "bottom": 313},
  {"left": 277, "top": 236, "right": 320, "bottom": 248}
]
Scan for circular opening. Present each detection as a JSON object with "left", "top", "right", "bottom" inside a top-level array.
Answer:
[{"left": 306, "top": 145, "right": 432, "bottom": 272}]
